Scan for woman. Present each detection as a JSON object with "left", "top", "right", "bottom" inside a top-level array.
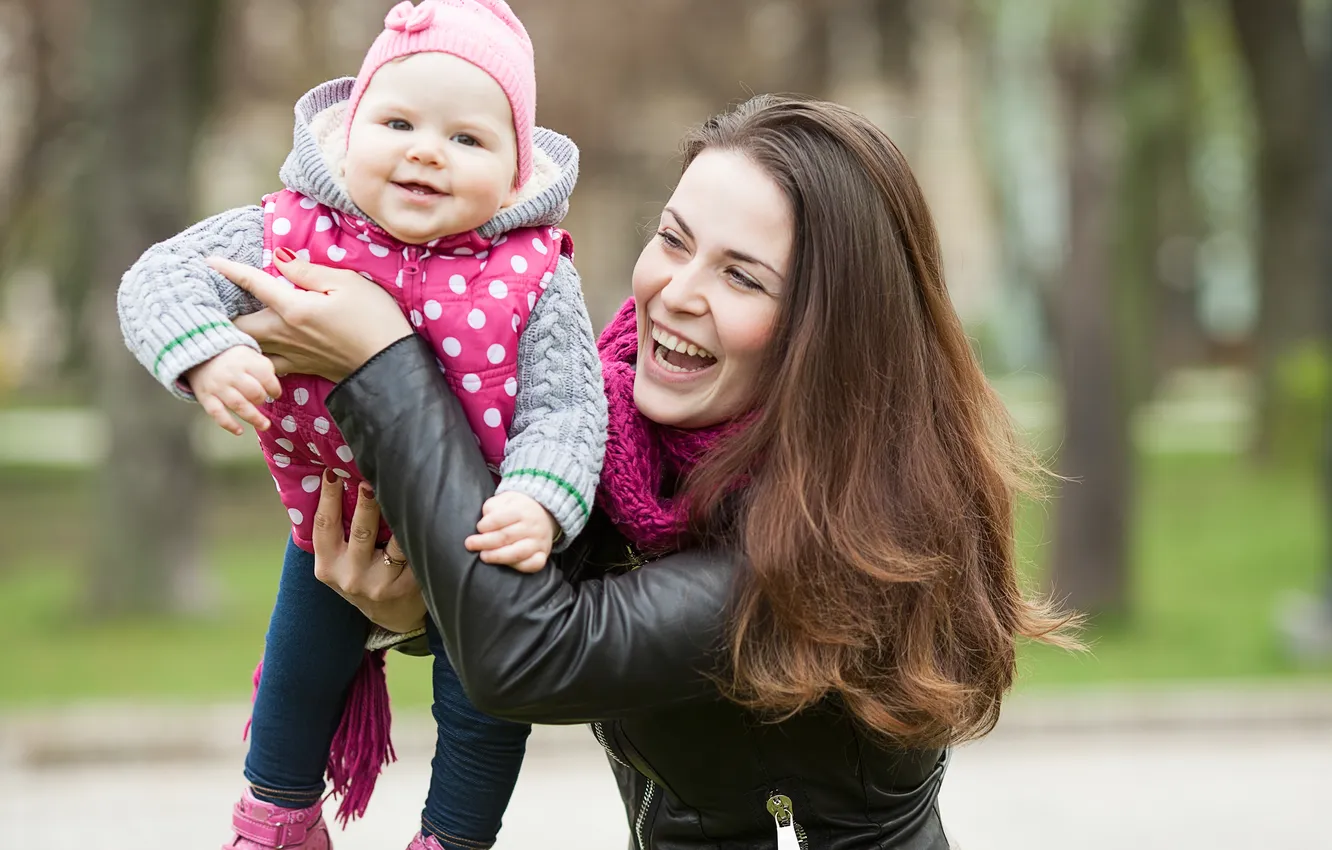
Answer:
[{"left": 215, "top": 94, "right": 1077, "bottom": 849}]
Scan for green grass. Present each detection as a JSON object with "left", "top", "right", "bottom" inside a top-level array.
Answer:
[{"left": 0, "top": 454, "right": 1328, "bottom": 709}]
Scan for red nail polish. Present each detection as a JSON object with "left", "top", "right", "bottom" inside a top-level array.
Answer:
[
  {"left": 324, "top": 469, "right": 337, "bottom": 485},
  {"left": 275, "top": 247, "right": 296, "bottom": 262}
]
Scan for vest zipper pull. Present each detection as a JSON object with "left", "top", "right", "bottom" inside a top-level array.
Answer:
[{"left": 765, "top": 794, "right": 801, "bottom": 850}]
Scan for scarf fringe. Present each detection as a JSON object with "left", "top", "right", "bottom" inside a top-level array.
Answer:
[{"left": 242, "top": 648, "right": 396, "bottom": 827}]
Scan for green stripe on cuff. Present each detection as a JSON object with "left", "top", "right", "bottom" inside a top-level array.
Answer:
[
  {"left": 152, "top": 321, "right": 233, "bottom": 376},
  {"left": 506, "top": 468, "right": 590, "bottom": 518}
]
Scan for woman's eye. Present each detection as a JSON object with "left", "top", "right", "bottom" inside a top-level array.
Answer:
[
  {"left": 729, "top": 269, "right": 764, "bottom": 292},
  {"left": 657, "top": 229, "right": 684, "bottom": 250},
  {"left": 386, "top": 119, "right": 412, "bottom": 131},
  {"left": 452, "top": 134, "right": 479, "bottom": 147}
]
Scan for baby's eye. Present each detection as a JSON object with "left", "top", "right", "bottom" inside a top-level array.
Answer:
[
  {"left": 452, "top": 134, "right": 480, "bottom": 147},
  {"left": 386, "top": 119, "right": 412, "bottom": 131}
]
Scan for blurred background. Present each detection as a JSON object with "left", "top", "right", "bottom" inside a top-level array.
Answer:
[{"left": 0, "top": 0, "right": 1330, "bottom": 848}]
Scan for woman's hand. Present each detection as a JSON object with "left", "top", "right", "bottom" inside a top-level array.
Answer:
[
  {"left": 311, "top": 470, "right": 427, "bottom": 635},
  {"left": 208, "top": 250, "right": 412, "bottom": 383}
]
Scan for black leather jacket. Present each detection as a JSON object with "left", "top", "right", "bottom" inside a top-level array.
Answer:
[{"left": 326, "top": 336, "right": 952, "bottom": 850}]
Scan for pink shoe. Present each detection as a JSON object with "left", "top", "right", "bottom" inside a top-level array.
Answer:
[
  {"left": 405, "top": 831, "right": 447, "bottom": 850},
  {"left": 223, "top": 788, "right": 332, "bottom": 849}
]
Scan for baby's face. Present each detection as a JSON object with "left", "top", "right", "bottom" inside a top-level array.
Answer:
[{"left": 345, "top": 52, "right": 519, "bottom": 245}]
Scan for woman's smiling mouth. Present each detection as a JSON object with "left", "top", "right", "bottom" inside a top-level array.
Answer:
[{"left": 650, "top": 320, "right": 716, "bottom": 374}]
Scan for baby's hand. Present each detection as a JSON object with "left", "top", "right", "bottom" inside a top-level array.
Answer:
[
  {"left": 465, "top": 491, "right": 558, "bottom": 573},
  {"left": 185, "top": 347, "right": 282, "bottom": 436}
]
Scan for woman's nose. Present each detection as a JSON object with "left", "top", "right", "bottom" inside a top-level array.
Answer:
[{"left": 658, "top": 265, "right": 707, "bottom": 314}]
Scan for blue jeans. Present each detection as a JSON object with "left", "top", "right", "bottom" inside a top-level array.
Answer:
[{"left": 245, "top": 537, "right": 531, "bottom": 849}]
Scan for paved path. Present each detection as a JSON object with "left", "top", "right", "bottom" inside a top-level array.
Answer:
[{"left": 2, "top": 724, "right": 1327, "bottom": 849}]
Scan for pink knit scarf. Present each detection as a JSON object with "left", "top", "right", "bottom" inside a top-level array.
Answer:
[{"left": 596, "top": 298, "right": 738, "bottom": 554}]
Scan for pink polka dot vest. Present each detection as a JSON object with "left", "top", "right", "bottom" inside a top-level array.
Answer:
[{"left": 257, "top": 188, "right": 570, "bottom": 551}]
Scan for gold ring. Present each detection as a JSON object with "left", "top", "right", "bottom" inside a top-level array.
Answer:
[{"left": 383, "top": 551, "right": 408, "bottom": 569}]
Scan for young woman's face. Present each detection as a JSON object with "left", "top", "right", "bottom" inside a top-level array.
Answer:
[{"left": 631, "top": 149, "right": 791, "bottom": 428}]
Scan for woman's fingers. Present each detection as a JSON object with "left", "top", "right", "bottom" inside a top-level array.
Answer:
[
  {"left": 207, "top": 257, "right": 296, "bottom": 312},
  {"left": 312, "top": 469, "right": 347, "bottom": 577},
  {"left": 346, "top": 482, "right": 382, "bottom": 562},
  {"left": 273, "top": 253, "right": 338, "bottom": 293}
]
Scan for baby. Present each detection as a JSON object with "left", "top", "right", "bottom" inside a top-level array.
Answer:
[{"left": 115, "top": 2, "right": 605, "bottom": 849}]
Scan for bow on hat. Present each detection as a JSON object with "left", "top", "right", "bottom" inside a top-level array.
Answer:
[{"left": 384, "top": 1, "right": 437, "bottom": 33}]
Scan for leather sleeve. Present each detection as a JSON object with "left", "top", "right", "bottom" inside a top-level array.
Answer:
[{"left": 325, "top": 335, "right": 732, "bottom": 723}]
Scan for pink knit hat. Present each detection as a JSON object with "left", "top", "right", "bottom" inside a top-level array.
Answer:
[{"left": 347, "top": 0, "right": 536, "bottom": 187}]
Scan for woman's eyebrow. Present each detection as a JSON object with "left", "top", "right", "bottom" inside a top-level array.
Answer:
[{"left": 664, "top": 207, "right": 783, "bottom": 278}]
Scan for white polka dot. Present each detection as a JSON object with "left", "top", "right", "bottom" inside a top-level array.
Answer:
[
  {"left": 292, "top": 387, "right": 309, "bottom": 406},
  {"left": 301, "top": 475, "right": 321, "bottom": 493},
  {"left": 360, "top": 271, "right": 375, "bottom": 281},
  {"left": 299, "top": 196, "right": 318, "bottom": 209},
  {"left": 532, "top": 237, "right": 549, "bottom": 255},
  {"left": 327, "top": 245, "right": 347, "bottom": 261},
  {"left": 280, "top": 416, "right": 297, "bottom": 433},
  {"left": 454, "top": 247, "right": 474, "bottom": 256},
  {"left": 331, "top": 212, "right": 340, "bottom": 224},
  {"left": 527, "top": 292, "right": 537, "bottom": 310},
  {"left": 276, "top": 438, "right": 295, "bottom": 452},
  {"left": 479, "top": 262, "right": 487, "bottom": 272},
  {"left": 314, "top": 417, "right": 330, "bottom": 435},
  {"left": 476, "top": 251, "right": 489, "bottom": 260},
  {"left": 483, "top": 408, "right": 502, "bottom": 428},
  {"left": 402, "top": 247, "right": 411, "bottom": 261},
  {"left": 336, "top": 445, "right": 354, "bottom": 462},
  {"left": 442, "top": 337, "right": 462, "bottom": 357},
  {"left": 296, "top": 249, "right": 311, "bottom": 262},
  {"left": 510, "top": 255, "right": 528, "bottom": 274},
  {"left": 395, "top": 269, "right": 404, "bottom": 287},
  {"left": 462, "top": 373, "right": 482, "bottom": 393},
  {"left": 493, "top": 235, "right": 508, "bottom": 246},
  {"left": 307, "top": 442, "right": 321, "bottom": 456},
  {"left": 272, "top": 475, "right": 280, "bottom": 492},
  {"left": 449, "top": 274, "right": 466, "bottom": 293},
  {"left": 467, "top": 309, "right": 486, "bottom": 329},
  {"left": 369, "top": 243, "right": 390, "bottom": 258},
  {"left": 488, "top": 280, "right": 508, "bottom": 299},
  {"left": 272, "top": 453, "right": 291, "bottom": 468},
  {"left": 487, "top": 343, "right": 505, "bottom": 364},
  {"left": 424, "top": 300, "right": 442, "bottom": 320},
  {"left": 333, "top": 468, "right": 351, "bottom": 479},
  {"left": 540, "top": 272, "right": 553, "bottom": 289},
  {"left": 265, "top": 200, "right": 276, "bottom": 213},
  {"left": 511, "top": 315, "right": 520, "bottom": 332},
  {"left": 315, "top": 215, "right": 332, "bottom": 232},
  {"left": 272, "top": 217, "right": 291, "bottom": 235},
  {"left": 263, "top": 249, "right": 273, "bottom": 267},
  {"left": 428, "top": 238, "right": 440, "bottom": 248},
  {"left": 288, "top": 508, "right": 304, "bottom": 525},
  {"left": 504, "top": 377, "right": 518, "bottom": 396},
  {"left": 410, "top": 309, "right": 424, "bottom": 327}
]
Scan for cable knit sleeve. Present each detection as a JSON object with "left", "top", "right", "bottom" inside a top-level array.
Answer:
[
  {"left": 116, "top": 204, "right": 267, "bottom": 400},
  {"left": 495, "top": 254, "right": 607, "bottom": 547}
]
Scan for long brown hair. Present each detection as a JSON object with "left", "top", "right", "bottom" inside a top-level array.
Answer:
[{"left": 681, "top": 95, "right": 1079, "bottom": 747}]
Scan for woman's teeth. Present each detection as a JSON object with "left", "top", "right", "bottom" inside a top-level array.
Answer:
[
  {"left": 650, "top": 323, "right": 715, "bottom": 360},
  {"left": 650, "top": 322, "right": 716, "bottom": 373}
]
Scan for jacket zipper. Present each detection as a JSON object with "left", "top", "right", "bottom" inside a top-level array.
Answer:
[
  {"left": 401, "top": 246, "right": 421, "bottom": 306},
  {"left": 591, "top": 720, "right": 657, "bottom": 850},
  {"left": 635, "top": 778, "right": 657, "bottom": 850},
  {"left": 590, "top": 721, "right": 629, "bottom": 767},
  {"left": 766, "top": 793, "right": 809, "bottom": 850}
]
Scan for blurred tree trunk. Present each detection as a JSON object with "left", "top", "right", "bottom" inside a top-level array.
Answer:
[
  {"left": 1227, "top": 0, "right": 1322, "bottom": 459},
  {"left": 1049, "top": 28, "right": 1132, "bottom": 618},
  {"left": 80, "top": 0, "right": 223, "bottom": 617},
  {"left": 1119, "top": 0, "right": 1206, "bottom": 404}
]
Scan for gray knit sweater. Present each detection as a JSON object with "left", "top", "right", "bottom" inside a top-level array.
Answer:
[{"left": 117, "top": 78, "right": 606, "bottom": 542}]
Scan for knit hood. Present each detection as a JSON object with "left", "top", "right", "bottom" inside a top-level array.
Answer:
[{"left": 277, "top": 77, "right": 578, "bottom": 241}]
